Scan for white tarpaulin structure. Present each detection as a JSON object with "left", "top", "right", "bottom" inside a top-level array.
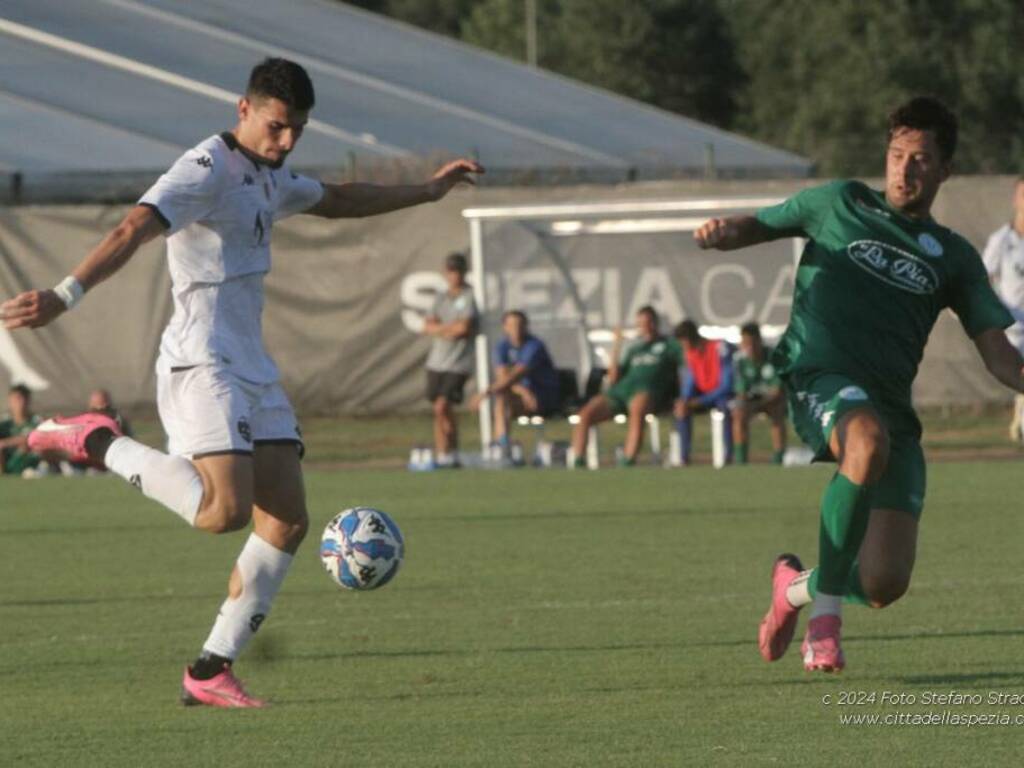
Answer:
[{"left": 0, "top": 0, "right": 811, "bottom": 196}]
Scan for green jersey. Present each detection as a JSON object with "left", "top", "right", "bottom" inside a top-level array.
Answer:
[
  {"left": 0, "top": 413, "right": 41, "bottom": 475},
  {"left": 757, "top": 180, "right": 1012, "bottom": 411},
  {"left": 607, "top": 336, "right": 683, "bottom": 410},
  {"left": 735, "top": 347, "right": 781, "bottom": 398}
]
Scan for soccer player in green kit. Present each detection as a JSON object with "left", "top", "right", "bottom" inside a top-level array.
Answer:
[
  {"left": 732, "top": 322, "right": 786, "bottom": 465},
  {"left": 695, "top": 97, "right": 1024, "bottom": 673}
]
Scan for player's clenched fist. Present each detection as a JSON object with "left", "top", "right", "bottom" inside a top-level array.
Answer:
[
  {"left": 693, "top": 217, "right": 735, "bottom": 249},
  {"left": 0, "top": 289, "right": 65, "bottom": 329}
]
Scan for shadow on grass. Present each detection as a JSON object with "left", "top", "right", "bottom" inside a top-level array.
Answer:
[
  {"left": 0, "top": 592, "right": 226, "bottom": 608},
  {"left": 848, "top": 627, "right": 1024, "bottom": 643},
  {"left": 426, "top": 505, "right": 783, "bottom": 523},
  {"left": 0, "top": 523, "right": 174, "bottom": 536},
  {"left": 898, "top": 671, "right": 1024, "bottom": 685}
]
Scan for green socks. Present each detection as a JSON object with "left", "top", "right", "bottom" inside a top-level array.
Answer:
[
  {"left": 805, "top": 563, "right": 871, "bottom": 606},
  {"left": 816, "top": 472, "right": 872, "bottom": 596},
  {"left": 735, "top": 443, "right": 749, "bottom": 464}
]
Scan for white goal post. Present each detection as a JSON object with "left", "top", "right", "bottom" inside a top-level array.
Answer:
[{"left": 462, "top": 197, "right": 803, "bottom": 451}]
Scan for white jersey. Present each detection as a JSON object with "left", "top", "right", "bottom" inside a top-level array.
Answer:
[
  {"left": 982, "top": 224, "right": 1024, "bottom": 351},
  {"left": 139, "top": 133, "right": 324, "bottom": 383}
]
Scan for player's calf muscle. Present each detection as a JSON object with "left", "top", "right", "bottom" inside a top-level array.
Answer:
[{"left": 192, "top": 469, "right": 253, "bottom": 533}]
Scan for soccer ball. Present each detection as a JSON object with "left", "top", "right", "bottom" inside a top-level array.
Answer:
[{"left": 319, "top": 507, "right": 405, "bottom": 590}]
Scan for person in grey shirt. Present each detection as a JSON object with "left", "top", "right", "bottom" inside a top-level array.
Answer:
[{"left": 422, "top": 252, "right": 478, "bottom": 466}]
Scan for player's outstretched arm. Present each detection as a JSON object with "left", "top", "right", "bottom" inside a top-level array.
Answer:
[
  {"left": 693, "top": 215, "right": 782, "bottom": 251},
  {"left": 973, "top": 328, "right": 1024, "bottom": 393},
  {"left": 1, "top": 205, "right": 165, "bottom": 329},
  {"left": 307, "top": 159, "right": 484, "bottom": 219}
]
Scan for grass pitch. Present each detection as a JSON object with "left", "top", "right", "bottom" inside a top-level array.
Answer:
[{"left": 2, "top": 462, "right": 1024, "bottom": 767}]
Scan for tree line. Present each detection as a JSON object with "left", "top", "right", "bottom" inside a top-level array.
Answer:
[{"left": 343, "top": 0, "right": 1023, "bottom": 176}]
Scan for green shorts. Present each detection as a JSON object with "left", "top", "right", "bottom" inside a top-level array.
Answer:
[
  {"left": 604, "top": 382, "right": 674, "bottom": 416},
  {"left": 786, "top": 371, "right": 926, "bottom": 519}
]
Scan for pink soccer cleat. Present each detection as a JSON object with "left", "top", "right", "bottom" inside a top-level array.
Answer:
[
  {"left": 27, "top": 413, "right": 121, "bottom": 465},
  {"left": 181, "top": 665, "right": 266, "bottom": 708},
  {"left": 801, "top": 614, "right": 845, "bottom": 673},
  {"left": 758, "top": 553, "right": 804, "bottom": 662}
]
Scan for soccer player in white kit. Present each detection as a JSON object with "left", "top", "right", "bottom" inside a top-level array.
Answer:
[
  {"left": 1, "top": 58, "right": 482, "bottom": 707},
  {"left": 982, "top": 176, "right": 1024, "bottom": 440}
]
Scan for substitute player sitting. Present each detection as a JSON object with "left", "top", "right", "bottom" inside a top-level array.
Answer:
[
  {"left": 471, "top": 310, "right": 560, "bottom": 460},
  {"left": 1, "top": 58, "right": 482, "bottom": 706},
  {"left": 731, "top": 322, "right": 786, "bottom": 465},
  {"left": 0, "top": 384, "right": 42, "bottom": 476},
  {"left": 695, "top": 96, "right": 1023, "bottom": 674},
  {"left": 673, "top": 319, "right": 734, "bottom": 465},
  {"left": 570, "top": 306, "right": 681, "bottom": 467}
]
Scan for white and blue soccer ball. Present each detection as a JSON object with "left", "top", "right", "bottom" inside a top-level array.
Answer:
[{"left": 320, "top": 507, "right": 404, "bottom": 590}]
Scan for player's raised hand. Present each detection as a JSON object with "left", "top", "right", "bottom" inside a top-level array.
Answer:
[
  {"left": 425, "top": 159, "right": 485, "bottom": 201},
  {"left": 1, "top": 289, "right": 65, "bottom": 329},
  {"left": 693, "top": 217, "right": 736, "bottom": 250}
]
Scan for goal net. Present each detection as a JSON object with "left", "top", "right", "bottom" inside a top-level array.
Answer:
[{"left": 462, "top": 197, "right": 802, "bottom": 448}]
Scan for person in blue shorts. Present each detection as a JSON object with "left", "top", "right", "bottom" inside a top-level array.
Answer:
[
  {"left": 472, "top": 310, "right": 560, "bottom": 457},
  {"left": 673, "top": 320, "right": 734, "bottom": 464}
]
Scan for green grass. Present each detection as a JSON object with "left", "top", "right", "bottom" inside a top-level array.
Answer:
[
  {"left": 118, "top": 402, "right": 1024, "bottom": 468},
  {"left": 3, "top": 463, "right": 1024, "bottom": 765}
]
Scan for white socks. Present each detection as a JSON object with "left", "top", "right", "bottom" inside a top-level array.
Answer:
[
  {"left": 104, "top": 437, "right": 204, "bottom": 525},
  {"left": 810, "top": 592, "right": 843, "bottom": 620},
  {"left": 201, "top": 534, "right": 294, "bottom": 660},
  {"left": 785, "top": 570, "right": 814, "bottom": 608}
]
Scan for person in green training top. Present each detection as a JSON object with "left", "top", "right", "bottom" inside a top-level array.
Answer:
[
  {"left": 0, "top": 384, "right": 42, "bottom": 475},
  {"left": 732, "top": 322, "right": 786, "bottom": 465},
  {"left": 571, "top": 305, "right": 682, "bottom": 467},
  {"left": 694, "top": 96, "right": 1024, "bottom": 674}
]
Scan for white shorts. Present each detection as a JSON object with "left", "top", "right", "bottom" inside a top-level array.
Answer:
[{"left": 157, "top": 365, "right": 303, "bottom": 458}]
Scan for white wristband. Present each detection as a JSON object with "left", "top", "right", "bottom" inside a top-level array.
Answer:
[{"left": 53, "top": 276, "right": 84, "bottom": 310}]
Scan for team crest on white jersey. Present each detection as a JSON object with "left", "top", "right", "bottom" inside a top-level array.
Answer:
[{"left": 917, "top": 232, "right": 944, "bottom": 257}]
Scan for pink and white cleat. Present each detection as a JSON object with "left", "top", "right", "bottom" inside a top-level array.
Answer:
[
  {"left": 27, "top": 413, "right": 121, "bottom": 465},
  {"left": 181, "top": 665, "right": 266, "bottom": 708},
  {"left": 758, "top": 553, "right": 804, "bottom": 662},
  {"left": 801, "top": 614, "right": 845, "bottom": 673}
]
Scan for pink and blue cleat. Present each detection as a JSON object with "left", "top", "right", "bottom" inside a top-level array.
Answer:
[
  {"left": 27, "top": 412, "right": 121, "bottom": 465},
  {"left": 181, "top": 665, "right": 266, "bottom": 708},
  {"left": 801, "top": 614, "right": 845, "bottom": 673},
  {"left": 758, "top": 553, "right": 804, "bottom": 662}
]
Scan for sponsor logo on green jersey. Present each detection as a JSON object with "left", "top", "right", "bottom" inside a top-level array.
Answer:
[{"left": 847, "top": 240, "right": 939, "bottom": 295}]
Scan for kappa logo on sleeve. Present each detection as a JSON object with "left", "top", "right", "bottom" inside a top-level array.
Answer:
[{"left": 194, "top": 155, "right": 213, "bottom": 169}]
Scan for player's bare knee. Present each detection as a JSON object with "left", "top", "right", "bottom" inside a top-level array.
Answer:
[
  {"left": 288, "top": 511, "right": 310, "bottom": 544},
  {"left": 862, "top": 570, "right": 910, "bottom": 608},
  {"left": 259, "top": 509, "right": 308, "bottom": 550}
]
